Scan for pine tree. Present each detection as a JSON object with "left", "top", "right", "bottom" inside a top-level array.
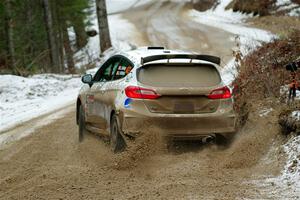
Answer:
[
  {"left": 4, "top": 0, "right": 16, "bottom": 71},
  {"left": 0, "top": 1, "right": 7, "bottom": 70},
  {"left": 0, "top": 0, "right": 91, "bottom": 75},
  {"left": 43, "top": 0, "right": 61, "bottom": 73}
]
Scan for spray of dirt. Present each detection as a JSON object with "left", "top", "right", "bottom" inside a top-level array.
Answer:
[
  {"left": 114, "top": 102, "right": 284, "bottom": 173},
  {"left": 113, "top": 105, "right": 283, "bottom": 173},
  {"left": 220, "top": 105, "right": 281, "bottom": 169},
  {"left": 113, "top": 125, "right": 166, "bottom": 170}
]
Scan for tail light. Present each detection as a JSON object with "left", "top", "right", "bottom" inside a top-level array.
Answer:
[
  {"left": 125, "top": 86, "right": 160, "bottom": 99},
  {"left": 208, "top": 86, "right": 231, "bottom": 99}
]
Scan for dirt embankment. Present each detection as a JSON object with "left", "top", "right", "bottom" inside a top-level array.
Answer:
[
  {"left": 249, "top": 15, "right": 300, "bottom": 37},
  {"left": 226, "top": 0, "right": 300, "bottom": 16},
  {"left": 233, "top": 30, "right": 300, "bottom": 126},
  {"left": 192, "top": 0, "right": 218, "bottom": 12},
  {"left": 226, "top": 0, "right": 276, "bottom": 16}
]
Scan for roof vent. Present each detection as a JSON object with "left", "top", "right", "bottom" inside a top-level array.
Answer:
[{"left": 147, "top": 46, "right": 165, "bottom": 50}]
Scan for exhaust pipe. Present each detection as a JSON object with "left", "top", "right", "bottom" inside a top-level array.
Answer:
[{"left": 202, "top": 136, "right": 215, "bottom": 143}]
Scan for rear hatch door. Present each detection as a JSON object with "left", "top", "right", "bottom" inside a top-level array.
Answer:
[{"left": 137, "top": 63, "right": 222, "bottom": 114}]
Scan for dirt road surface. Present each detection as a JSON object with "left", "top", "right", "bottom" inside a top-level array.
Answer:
[
  {"left": 0, "top": 2, "right": 291, "bottom": 200},
  {"left": 123, "top": 1, "right": 235, "bottom": 64}
]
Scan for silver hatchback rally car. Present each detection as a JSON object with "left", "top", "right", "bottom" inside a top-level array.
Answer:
[{"left": 76, "top": 47, "right": 236, "bottom": 152}]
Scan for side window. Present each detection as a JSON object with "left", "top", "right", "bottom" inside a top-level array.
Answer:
[
  {"left": 93, "top": 57, "right": 121, "bottom": 82},
  {"left": 112, "top": 59, "right": 134, "bottom": 81}
]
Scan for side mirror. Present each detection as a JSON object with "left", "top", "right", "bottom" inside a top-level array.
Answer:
[{"left": 82, "top": 74, "right": 93, "bottom": 84}]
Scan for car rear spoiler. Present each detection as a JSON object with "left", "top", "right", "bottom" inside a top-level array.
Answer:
[{"left": 141, "top": 54, "right": 221, "bottom": 65}]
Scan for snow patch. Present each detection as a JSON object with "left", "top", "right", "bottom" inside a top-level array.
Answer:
[
  {"left": 107, "top": 0, "right": 154, "bottom": 14},
  {"left": 259, "top": 108, "right": 274, "bottom": 117},
  {"left": 280, "top": 135, "right": 300, "bottom": 192},
  {"left": 259, "top": 135, "right": 300, "bottom": 198},
  {"left": 292, "top": 111, "right": 300, "bottom": 121},
  {"left": 0, "top": 106, "right": 73, "bottom": 149},
  {"left": 0, "top": 74, "right": 81, "bottom": 133}
]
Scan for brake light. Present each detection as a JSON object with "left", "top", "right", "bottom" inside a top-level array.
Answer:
[
  {"left": 208, "top": 86, "right": 231, "bottom": 99},
  {"left": 125, "top": 86, "right": 160, "bottom": 99}
]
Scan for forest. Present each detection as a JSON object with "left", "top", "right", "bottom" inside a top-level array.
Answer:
[{"left": 0, "top": 0, "right": 111, "bottom": 76}]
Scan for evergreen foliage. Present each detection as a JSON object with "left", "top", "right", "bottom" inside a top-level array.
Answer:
[{"left": 0, "top": 0, "right": 95, "bottom": 75}]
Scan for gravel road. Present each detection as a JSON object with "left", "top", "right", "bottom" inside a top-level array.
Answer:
[{"left": 0, "top": 2, "right": 288, "bottom": 200}]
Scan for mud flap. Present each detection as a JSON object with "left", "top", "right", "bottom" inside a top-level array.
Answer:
[{"left": 114, "top": 113, "right": 128, "bottom": 146}]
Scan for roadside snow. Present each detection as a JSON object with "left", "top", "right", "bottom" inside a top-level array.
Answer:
[
  {"left": 258, "top": 135, "right": 300, "bottom": 199},
  {"left": 107, "top": 0, "right": 154, "bottom": 14},
  {"left": 189, "top": 0, "right": 275, "bottom": 85},
  {"left": 0, "top": 74, "right": 81, "bottom": 133},
  {"left": 0, "top": 106, "right": 73, "bottom": 149},
  {"left": 259, "top": 108, "right": 274, "bottom": 117},
  {"left": 278, "top": 135, "right": 300, "bottom": 194}
]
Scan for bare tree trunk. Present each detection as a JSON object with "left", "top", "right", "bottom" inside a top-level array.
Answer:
[
  {"left": 52, "top": 1, "right": 64, "bottom": 73},
  {"left": 96, "top": 0, "right": 112, "bottom": 54},
  {"left": 74, "top": 20, "right": 88, "bottom": 50},
  {"left": 63, "top": 24, "right": 75, "bottom": 74},
  {"left": 26, "top": 0, "right": 34, "bottom": 58},
  {"left": 5, "top": 0, "right": 17, "bottom": 71},
  {"left": 42, "top": 0, "right": 60, "bottom": 73}
]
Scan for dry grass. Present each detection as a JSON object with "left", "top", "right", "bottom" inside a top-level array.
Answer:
[
  {"left": 226, "top": 0, "right": 299, "bottom": 16},
  {"left": 233, "top": 30, "right": 300, "bottom": 126},
  {"left": 292, "top": 0, "right": 300, "bottom": 4},
  {"left": 248, "top": 16, "right": 300, "bottom": 37},
  {"left": 192, "top": 0, "right": 218, "bottom": 11},
  {"left": 226, "top": 0, "right": 276, "bottom": 16}
]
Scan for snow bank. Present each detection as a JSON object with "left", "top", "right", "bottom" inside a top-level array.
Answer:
[
  {"left": 0, "top": 74, "right": 81, "bottom": 132},
  {"left": 0, "top": 106, "right": 73, "bottom": 148},
  {"left": 189, "top": 0, "right": 275, "bottom": 85},
  {"left": 279, "top": 135, "right": 300, "bottom": 193},
  {"left": 258, "top": 135, "right": 300, "bottom": 199},
  {"left": 107, "top": 0, "right": 154, "bottom": 14}
]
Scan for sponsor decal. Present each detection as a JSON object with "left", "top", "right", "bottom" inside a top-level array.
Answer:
[{"left": 124, "top": 98, "right": 133, "bottom": 108}]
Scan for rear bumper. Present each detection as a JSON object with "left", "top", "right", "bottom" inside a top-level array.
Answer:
[{"left": 121, "top": 111, "right": 236, "bottom": 139}]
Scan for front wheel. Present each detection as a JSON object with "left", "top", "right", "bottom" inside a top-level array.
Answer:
[{"left": 110, "top": 115, "right": 126, "bottom": 153}]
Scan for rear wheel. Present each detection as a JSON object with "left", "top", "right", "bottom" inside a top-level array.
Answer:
[
  {"left": 110, "top": 115, "right": 126, "bottom": 153},
  {"left": 78, "top": 105, "right": 86, "bottom": 142}
]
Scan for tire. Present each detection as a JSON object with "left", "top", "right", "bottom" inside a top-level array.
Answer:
[
  {"left": 78, "top": 105, "right": 86, "bottom": 142},
  {"left": 110, "top": 115, "right": 126, "bottom": 153}
]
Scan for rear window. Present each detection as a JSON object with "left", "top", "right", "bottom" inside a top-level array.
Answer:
[{"left": 137, "top": 64, "right": 221, "bottom": 87}]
